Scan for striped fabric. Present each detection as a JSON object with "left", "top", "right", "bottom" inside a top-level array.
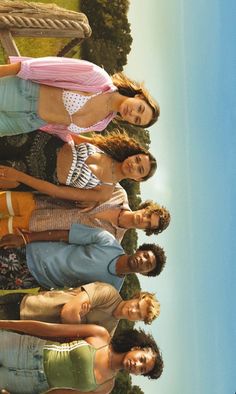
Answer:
[
  {"left": 9, "top": 56, "right": 117, "bottom": 142},
  {"left": 30, "top": 184, "right": 130, "bottom": 241},
  {"left": 67, "top": 142, "right": 113, "bottom": 188}
]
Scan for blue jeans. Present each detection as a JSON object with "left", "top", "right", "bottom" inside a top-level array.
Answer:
[
  {"left": 0, "top": 76, "right": 46, "bottom": 135},
  {"left": 0, "top": 330, "right": 49, "bottom": 394}
]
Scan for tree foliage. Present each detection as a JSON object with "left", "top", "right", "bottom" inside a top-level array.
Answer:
[{"left": 80, "top": 0, "right": 132, "bottom": 73}]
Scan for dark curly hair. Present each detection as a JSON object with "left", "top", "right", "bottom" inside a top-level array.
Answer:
[
  {"left": 137, "top": 243, "right": 166, "bottom": 276},
  {"left": 92, "top": 130, "right": 157, "bottom": 181},
  {"left": 111, "top": 73, "right": 160, "bottom": 128},
  {"left": 111, "top": 328, "right": 163, "bottom": 379},
  {"left": 138, "top": 200, "right": 171, "bottom": 235}
]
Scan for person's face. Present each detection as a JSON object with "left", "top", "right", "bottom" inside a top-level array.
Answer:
[
  {"left": 119, "top": 95, "right": 153, "bottom": 126},
  {"left": 128, "top": 250, "right": 156, "bottom": 274},
  {"left": 120, "top": 297, "right": 150, "bottom": 322},
  {"left": 123, "top": 348, "right": 155, "bottom": 375},
  {"left": 121, "top": 154, "right": 151, "bottom": 181},
  {"left": 131, "top": 209, "right": 160, "bottom": 231}
]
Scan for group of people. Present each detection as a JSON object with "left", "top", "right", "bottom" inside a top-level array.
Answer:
[{"left": 0, "top": 56, "right": 170, "bottom": 394}]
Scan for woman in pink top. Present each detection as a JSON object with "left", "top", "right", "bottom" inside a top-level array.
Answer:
[{"left": 0, "top": 57, "right": 159, "bottom": 143}]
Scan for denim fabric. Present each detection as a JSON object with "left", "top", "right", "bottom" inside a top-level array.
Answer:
[
  {"left": 0, "top": 330, "right": 49, "bottom": 394},
  {"left": 0, "top": 76, "right": 46, "bottom": 135}
]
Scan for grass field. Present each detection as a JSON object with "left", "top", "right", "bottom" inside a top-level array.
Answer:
[{"left": 0, "top": 0, "right": 80, "bottom": 63}]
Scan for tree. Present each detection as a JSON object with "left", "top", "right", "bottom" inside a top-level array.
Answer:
[{"left": 80, "top": 0, "right": 132, "bottom": 73}]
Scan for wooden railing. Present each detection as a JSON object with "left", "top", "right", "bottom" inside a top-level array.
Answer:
[{"left": 0, "top": 0, "right": 92, "bottom": 56}]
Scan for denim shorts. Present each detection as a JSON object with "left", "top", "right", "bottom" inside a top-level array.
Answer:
[
  {"left": 0, "top": 329, "right": 49, "bottom": 394},
  {"left": 0, "top": 76, "right": 46, "bottom": 136}
]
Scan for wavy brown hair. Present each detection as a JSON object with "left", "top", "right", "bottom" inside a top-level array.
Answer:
[
  {"left": 138, "top": 200, "right": 171, "bottom": 235},
  {"left": 92, "top": 130, "right": 157, "bottom": 181},
  {"left": 111, "top": 72, "right": 160, "bottom": 127}
]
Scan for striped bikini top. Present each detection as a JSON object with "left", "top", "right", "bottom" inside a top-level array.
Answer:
[
  {"left": 66, "top": 142, "right": 115, "bottom": 189},
  {"left": 62, "top": 90, "right": 101, "bottom": 133}
]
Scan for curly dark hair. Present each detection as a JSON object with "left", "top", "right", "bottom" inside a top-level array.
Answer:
[
  {"left": 92, "top": 130, "right": 157, "bottom": 181},
  {"left": 111, "top": 73, "right": 160, "bottom": 128},
  {"left": 137, "top": 243, "right": 166, "bottom": 276},
  {"left": 111, "top": 328, "right": 163, "bottom": 379},
  {"left": 138, "top": 200, "right": 171, "bottom": 235}
]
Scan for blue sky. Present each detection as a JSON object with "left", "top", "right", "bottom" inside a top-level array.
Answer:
[{"left": 125, "top": 1, "right": 236, "bottom": 393}]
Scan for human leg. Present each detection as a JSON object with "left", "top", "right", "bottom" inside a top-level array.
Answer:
[
  {"left": 0, "top": 191, "right": 36, "bottom": 237},
  {"left": 0, "top": 330, "right": 49, "bottom": 394},
  {"left": 0, "top": 77, "right": 46, "bottom": 136}
]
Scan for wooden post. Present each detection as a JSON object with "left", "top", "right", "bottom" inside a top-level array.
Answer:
[
  {"left": 0, "top": 30, "right": 20, "bottom": 56},
  {"left": 0, "top": 2, "right": 92, "bottom": 57}
]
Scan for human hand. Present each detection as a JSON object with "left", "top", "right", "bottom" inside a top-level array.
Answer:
[
  {"left": 0, "top": 166, "right": 22, "bottom": 183},
  {"left": 75, "top": 201, "right": 98, "bottom": 212},
  {"left": 0, "top": 389, "right": 11, "bottom": 394},
  {"left": 0, "top": 179, "right": 20, "bottom": 189},
  {"left": 0, "top": 234, "right": 25, "bottom": 249}
]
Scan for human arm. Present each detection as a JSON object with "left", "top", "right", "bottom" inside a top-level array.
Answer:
[
  {"left": 9, "top": 56, "right": 113, "bottom": 92},
  {"left": 0, "top": 179, "right": 20, "bottom": 189},
  {"left": 0, "top": 166, "right": 112, "bottom": 202},
  {"left": 43, "top": 379, "right": 114, "bottom": 394},
  {"left": 71, "top": 134, "right": 93, "bottom": 145},
  {"left": 0, "top": 320, "right": 109, "bottom": 341},
  {"left": 0, "top": 62, "right": 21, "bottom": 77},
  {"left": 0, "top": 230, "right": 69, "bottom": 248},
  {"left": 0, "top": 223, "right": 111, "bottom": 249}
]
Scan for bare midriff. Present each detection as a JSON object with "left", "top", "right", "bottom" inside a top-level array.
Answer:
[
  {"left": 38, "top": 85, "right": 71, "bottom": 124},
  {"left": 38, "top": 85, "right": 113, "bottom": 128},
  {"left": 56, "top": 143, "right": 73, "bottom": 184}
]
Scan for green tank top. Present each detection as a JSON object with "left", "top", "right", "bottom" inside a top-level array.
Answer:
[{"left": 43, "top": 339, "right": 98, "bottom": 391}]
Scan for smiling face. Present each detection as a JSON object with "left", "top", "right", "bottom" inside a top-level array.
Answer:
[
  {"left": 119, "top": 95, "right": 153, "bottom": 126},
  {"left": 131, "top": 209, "right": 160, "bottom": 231},
  {"left": 121, "top": 154, "right": 151, "bottom": 181},
  {"left": 123, "top": 347, "right": 156, "bottom": 375},
  {"left": 128, "top": 250, "right": 156, "bottom": 274}
]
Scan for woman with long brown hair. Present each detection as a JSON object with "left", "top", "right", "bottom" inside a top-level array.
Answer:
[
  {"left": 0, "top": 57, "right": 160, "bottom": 143},
  {"left": 0, "top": 131, "right": 156, "bottom": 202}
]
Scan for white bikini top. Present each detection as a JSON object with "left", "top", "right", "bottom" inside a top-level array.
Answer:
[{"left": 62, "top": 90, "right": 101, "bottom": 133}]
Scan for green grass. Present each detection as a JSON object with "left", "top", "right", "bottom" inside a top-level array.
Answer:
[{"left": 0, "top": 0, "right": 81, "bottom": 62}]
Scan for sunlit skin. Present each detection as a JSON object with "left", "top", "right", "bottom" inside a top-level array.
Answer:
[
  {"left": 118, "top": 95, "right": 153, "bottom": 126},
  {"left": 123, "top": 348, "right": 156, "bottom": 375},
  {"left": 117, "top": 208, "right": 160, "bottom": 232},
  {"left": 118, "top": 297, "right": 150, "bottom": 322},
  {"left": 128, "top": 250, "right": 156, "bottom": 273},
  {"left": 0, "top": 63, "right": 155, "bottom": 128},
  {"left": 121, "top": 154, "right": 151, "bottom": 181},
  {"left": 132, "top": 209, "right": 160, "bottom": 230}
]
